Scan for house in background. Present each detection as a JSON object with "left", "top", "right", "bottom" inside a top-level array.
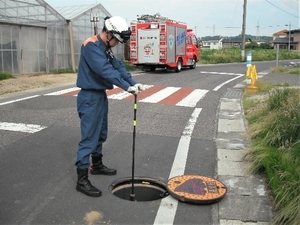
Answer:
[
  {"left": 222, "top": 37, "right": 242, "bottom": 49},
  {"left": 222, "top": 37, "right": 252, "bottom": 49},
  {"left": 273, "top": 29, "right": 288, "bottom": 39},
  {"left": 272, "top": 29, "right": 300, "bottom": 50},
  {"left": 201, "top": 36, "right": 223, "bottom": 49}
]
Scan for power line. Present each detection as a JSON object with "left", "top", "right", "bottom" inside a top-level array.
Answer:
[
  {"left": 281, "top": 0, "right": 299, "bottom": 12},
  {"left": 199, "top": 26, "right": 240, "bottom": 29},
  {"left": 265, "top": 0, "right": 299, "bottom": 18}
]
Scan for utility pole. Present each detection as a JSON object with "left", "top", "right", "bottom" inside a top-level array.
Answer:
[
  {"left": 241, "top": 0, "right": 247, "bottom": 61},
  {"left": 90, "top": 13, "right": 99, "bottom": 35},
  {"left": 288, "top": 22, "right": 291, "bottom": 51},
  {"left": 285, "top": 22, "right": 291, "bottom": 50}
]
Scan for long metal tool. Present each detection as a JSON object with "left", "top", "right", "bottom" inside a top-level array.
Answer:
[{"left": 130, "top": 94, "right": 137, "bottom": 201}]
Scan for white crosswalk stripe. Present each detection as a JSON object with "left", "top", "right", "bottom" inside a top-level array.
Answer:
[
  {"left": 108, "top": 85, "right": 154, "bottom": 100},
  {"left": 43, "top": 85, "right": 209, "bottom": 108},
  {"left": 108, "top": 91, "right": 132, "bottom": 100},
  {"left": 139, "top": 87, "right": 181, "bottom": 103},
  {"left": 176, "top": 89, "right": 209, "bottom": 107}
]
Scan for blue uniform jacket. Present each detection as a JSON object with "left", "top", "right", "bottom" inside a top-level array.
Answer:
[{"left": 76, "top": 35, "right": 136, "bottom": 91}]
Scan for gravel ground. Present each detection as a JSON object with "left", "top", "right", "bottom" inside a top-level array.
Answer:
[{"left": 0, "top": 73, "right": 77, "bottom": 95}]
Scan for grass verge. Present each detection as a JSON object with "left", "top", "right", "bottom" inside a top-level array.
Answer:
[
  {"left": 243, "top": 82, "right": 300, "bottom": 225},
  {"left": 272, "top": 65, "right": 300, "bottom": 75},
  {"left": 0, "top": 73, "right": 13, "bottom": 80}
]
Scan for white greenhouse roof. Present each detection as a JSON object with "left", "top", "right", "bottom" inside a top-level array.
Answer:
[
  {"left": 54, "top": 3, "right": 109, "bottom": 20},
  {"left": 0, "top": 1, "right": 111, "bottom": 26},
  {"left": 0, "top": 0, "right": 66, "bottom": 26}
]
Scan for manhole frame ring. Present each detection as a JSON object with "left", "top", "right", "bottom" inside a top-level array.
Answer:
[{"left": 109, "top": 176, "right": 169, "bottom": 201}]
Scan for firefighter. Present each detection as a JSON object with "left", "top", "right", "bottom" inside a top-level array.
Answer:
[{"left": 75, "top": 16, "right": 145, "bottom": 197}]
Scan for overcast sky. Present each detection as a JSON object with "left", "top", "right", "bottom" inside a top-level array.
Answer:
[{"left": 45, "top": 0, "right": 299, "bottom": 37}]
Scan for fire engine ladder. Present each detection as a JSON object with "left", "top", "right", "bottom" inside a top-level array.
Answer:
[{"left": 137, "top": 13, "right": 171, "bottom": 23}]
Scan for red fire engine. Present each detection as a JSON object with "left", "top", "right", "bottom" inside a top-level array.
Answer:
[{"left": 129, "top": 14, "right": 200, "bottom": 72}]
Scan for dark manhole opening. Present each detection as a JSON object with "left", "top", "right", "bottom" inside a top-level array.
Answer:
[{"left": 110, "top": 177, "right": 168, "bottom": 202}]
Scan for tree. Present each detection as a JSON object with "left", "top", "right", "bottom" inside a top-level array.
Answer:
[
  {"left": 246, "top": 42, "right": 259, "bottom": 49},
  {"left": 259, "top": 43, "right": 273, "bottom": 49}
]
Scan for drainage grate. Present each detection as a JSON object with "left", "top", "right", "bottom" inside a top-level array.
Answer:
[{"left": 223, "top": 89, "right": 243, "bottom": 99}]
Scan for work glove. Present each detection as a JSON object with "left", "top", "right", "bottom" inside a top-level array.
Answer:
[
  {"left": 134, "top": 83, "right": 146, "bottom": 91},
  {"left": 127, "top": 86, "right": 139, "bottom": 95}
]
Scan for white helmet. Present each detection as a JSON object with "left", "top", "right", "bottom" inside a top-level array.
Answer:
[{"left": 104, "top": 16, "right": 131, "bottom": 43}]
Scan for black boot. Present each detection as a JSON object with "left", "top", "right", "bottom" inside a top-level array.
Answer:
[
  {"left": 90, "top": 154, "right": 117, "bottom": 175},
  {"left": 76, "top": 168, "right": 102, "bottom": 197}
]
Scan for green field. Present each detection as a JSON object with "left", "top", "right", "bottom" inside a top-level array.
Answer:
[{"left": 200, "top": 48, "right": 299, "bottom": 64}]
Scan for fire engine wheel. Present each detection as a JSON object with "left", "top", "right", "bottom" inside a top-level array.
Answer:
[
  {"left": 190, "top": 57, "right": 197, "bottom": 69},
  {"left": 175, "top": 59, "right": 182, "bottom": 73}
]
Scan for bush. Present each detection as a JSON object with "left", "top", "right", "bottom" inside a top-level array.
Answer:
[
  {"left": 260, "top": 43, "right": 273, "bottom": 49},
  {"left": 246, "top": 42, "right": 259, "bottom": 49},
  {"left": 51, "top": 68, "right": 76, "bottom": 74},
  {"left": 0, "top": 73, "right": 13, "bottom": 80},
  {"left": 289, "top": 67, "right": 300, "bottom": 74},
  {"left": 123, "top": 60, "right": 138, "bottom": 71}
]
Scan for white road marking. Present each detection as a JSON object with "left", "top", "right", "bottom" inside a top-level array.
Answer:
[
  {"left": 153, "top": 108, "right": 202, "bottom": 225},
  {"left": 108, "top": 91, "right": 132, "bottom": 100},
  {"left": 213, "top": 74, "right": 244, "bottom": 91},
  {"left": 45, "top": 85, "right": 209, "bottom": 108},
  {"left": 44, "top": 87, "right": 80, "bottom": 96},
  {"left": 140, "top": 87, "right": 180, "bottom": 103},
  {"left": 0, "top": 95, "right": 40, "bottom": 106},
  {"left": 176, "top": 89, "right": 208, "bottom": 107},
  {"left": 132, "top": 72, "right": 146, "bottom": 76},
  {"left": 0, "top": 122, "right": 47, "bottom": 133},
  {"left": 200, "top": 71, "right": 244, "bottom": 76}
]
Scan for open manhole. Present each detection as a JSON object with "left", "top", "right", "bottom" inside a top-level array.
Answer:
[
  {"left": 110, "top": 175, "right": 227, "bottom": 204},
  {"left": 110, "top": 177, "right": 168, "bottom": 202}
]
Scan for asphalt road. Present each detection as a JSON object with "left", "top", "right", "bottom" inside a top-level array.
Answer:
[{"left": 0, "top": 60, "right": 295, "bottom": 225}]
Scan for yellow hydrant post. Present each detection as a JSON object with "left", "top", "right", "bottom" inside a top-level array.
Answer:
[{"left": 245, "top": 65, "right": 258, "bottom": 91}]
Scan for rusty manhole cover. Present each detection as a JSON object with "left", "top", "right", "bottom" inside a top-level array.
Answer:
[{"left": 167, "top": 175, "right": 227, "bottom": 204}]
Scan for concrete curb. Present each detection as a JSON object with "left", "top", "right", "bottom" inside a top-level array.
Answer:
[{"left": 215, "top": 73, "right": 275, "bottom": 224}]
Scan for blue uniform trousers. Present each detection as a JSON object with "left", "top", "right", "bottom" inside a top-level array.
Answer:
[{"left": 75, "top": 89, "right": 108, "bottom": 169}]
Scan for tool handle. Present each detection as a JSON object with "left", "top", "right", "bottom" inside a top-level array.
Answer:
[{"left": 130, "top": 94, "right": 137, "bottom": 201}]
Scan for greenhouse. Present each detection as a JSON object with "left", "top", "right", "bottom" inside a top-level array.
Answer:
[{"left": 0, "top": 0, "right": 123, "bottom": 75}]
